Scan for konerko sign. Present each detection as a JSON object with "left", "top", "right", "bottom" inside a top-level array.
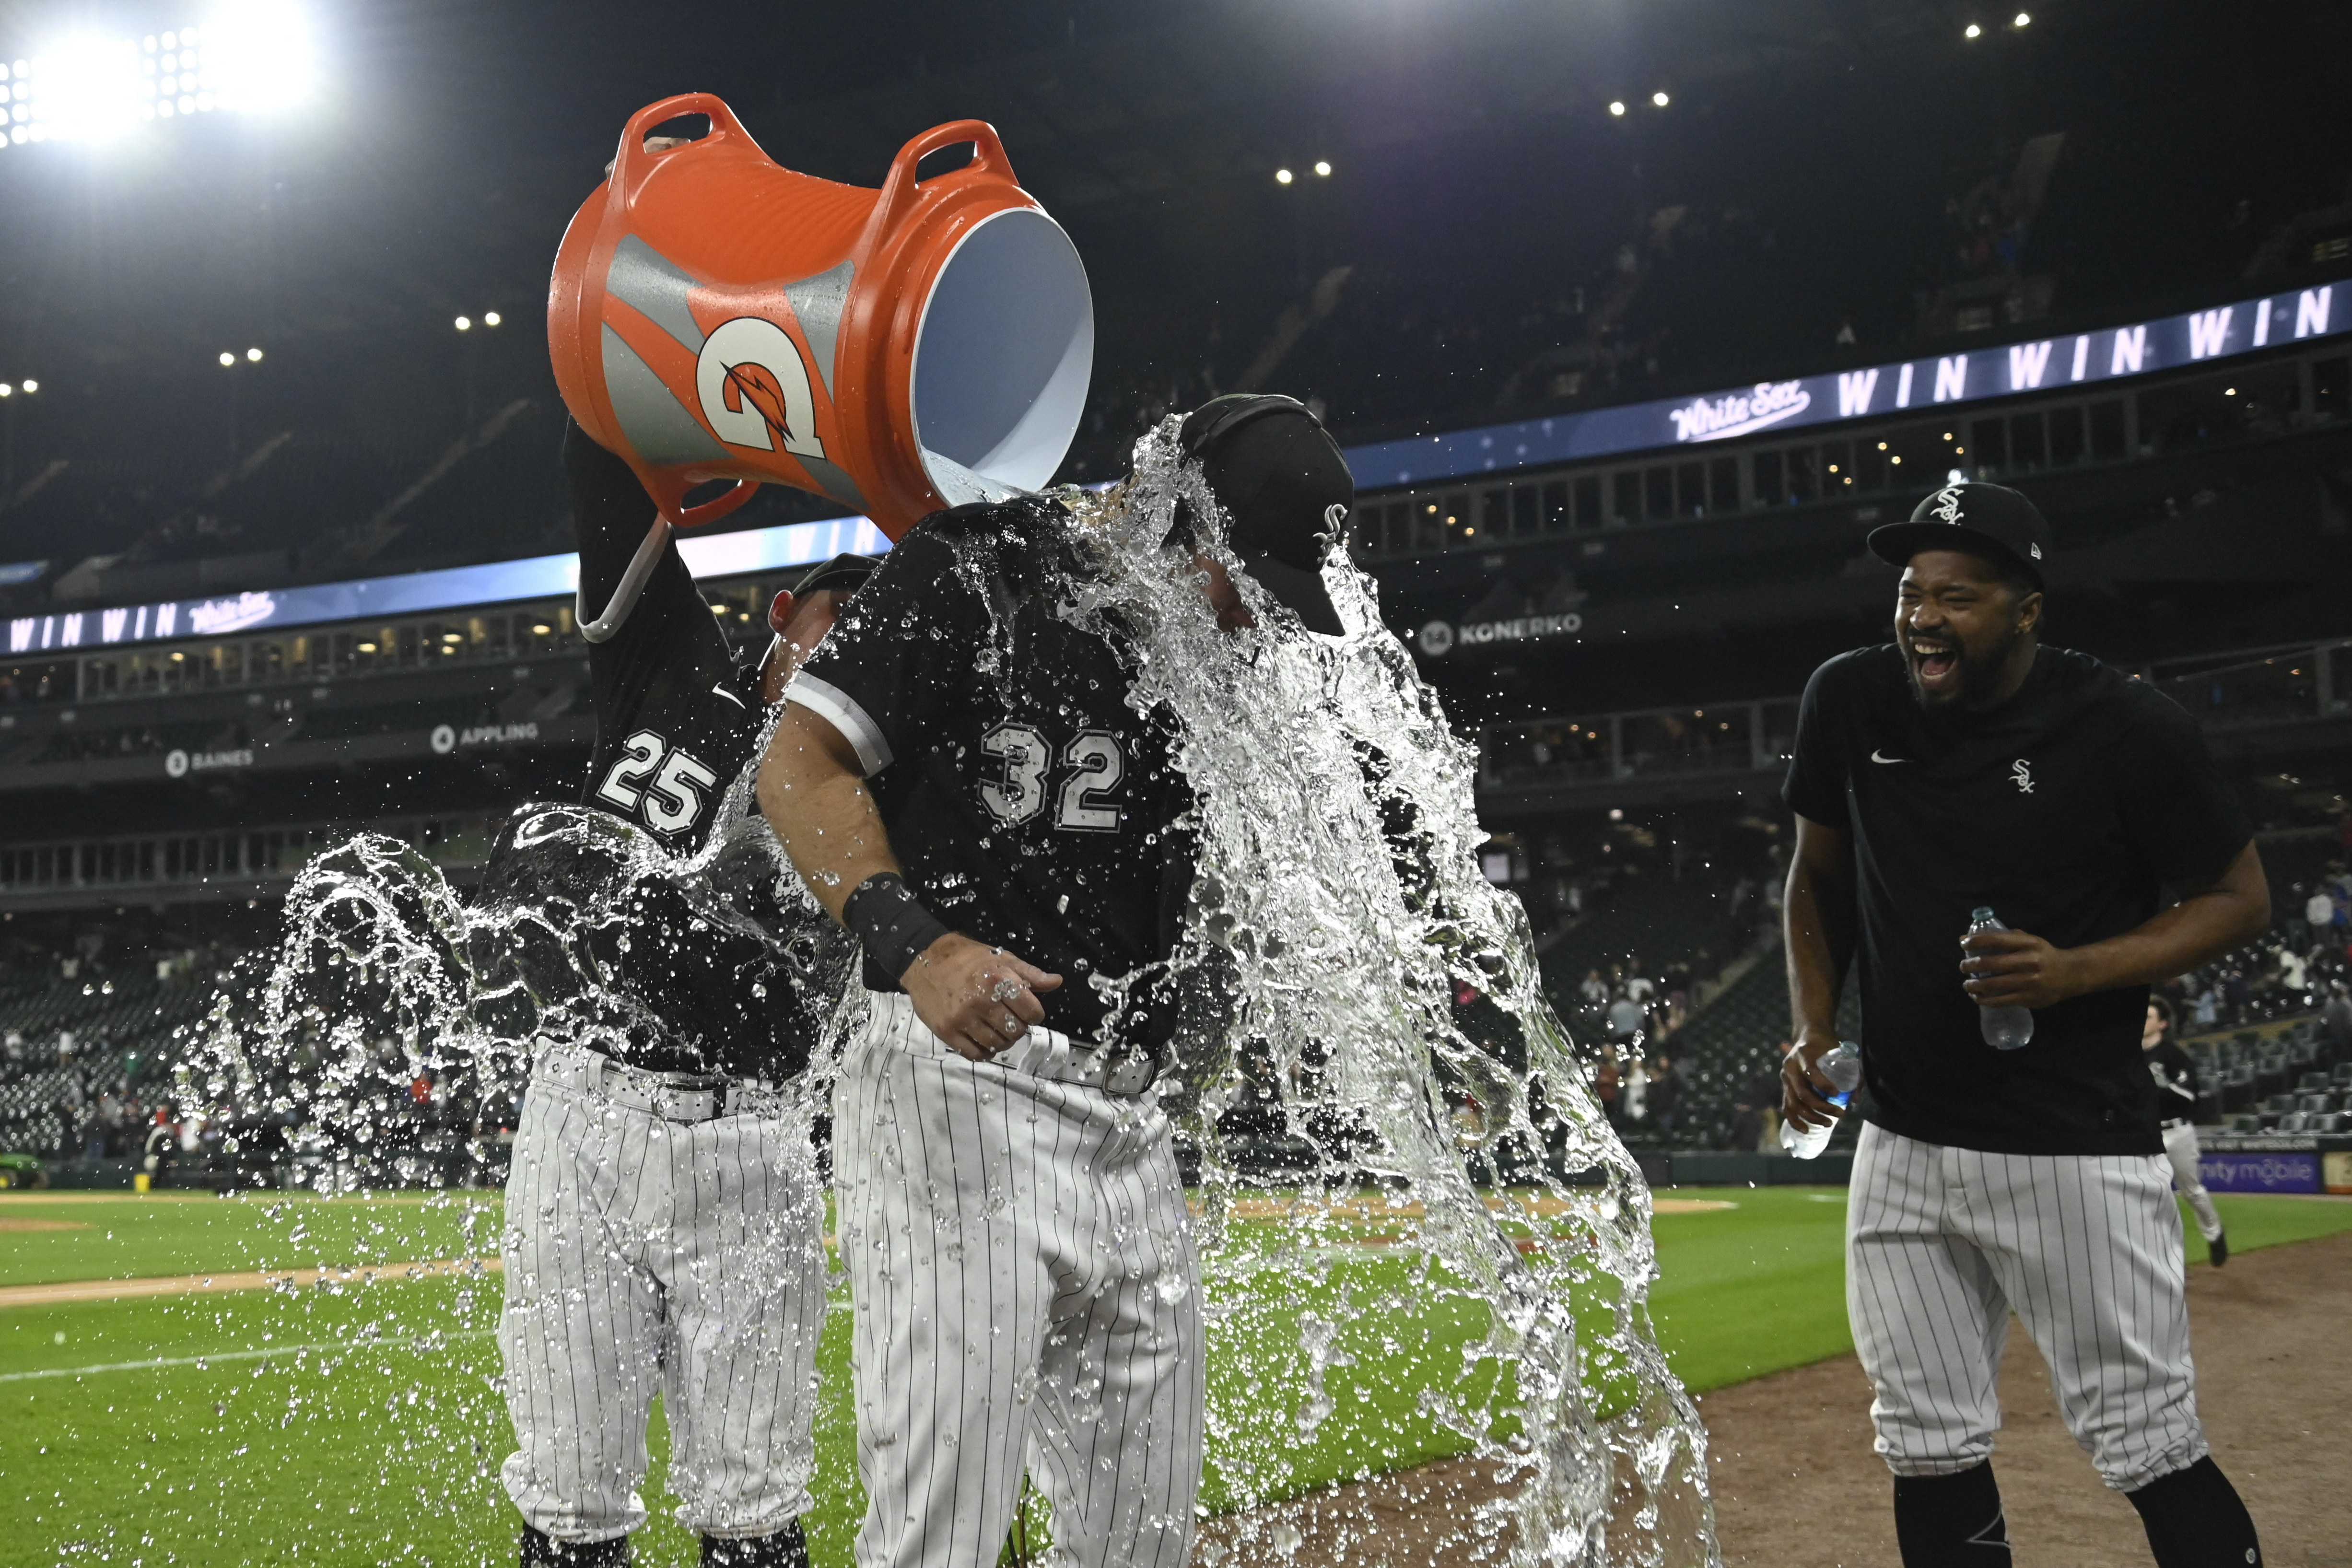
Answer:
[
  {"left": 1418, "top": 611, "right": 1583, "bottom": 656},
  {"left": 1349, "top": 281, "right": 2348, "bottom": 488}
]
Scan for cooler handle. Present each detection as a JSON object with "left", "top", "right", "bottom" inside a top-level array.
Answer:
[
  {"left": 867, "top": 120, "right": 1018, "bottom": 241},
  {"left": 647, "top": 472, "right": 759, "bottom": 530},
  {"left": 609, "top": 92, "right": 762, "bottom": 208}
]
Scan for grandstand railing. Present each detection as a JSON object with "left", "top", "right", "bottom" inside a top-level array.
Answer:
[
  {"left": 0, "top": 813, "right": 500, "bottom": 910},
  {"left": 1347, "top": 337, "right": 2348, "bottom": 563},
  {"left": 0, "top": 578, "right": 790, "bottom": 714},
  {"left": 1482, "top": 637, "right": 2352, "bottom": 796}
]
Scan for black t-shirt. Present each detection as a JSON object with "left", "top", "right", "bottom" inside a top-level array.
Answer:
[
  {"left": 1783, "top": 644, "right": 2252, "bottom": 1156},
  {"left": 2143, "top": 1039, "right": 2200, "bottom": 1125},
  {"left": 567, "top": 423, "right": 762, "bottom": 857},
  {"left": 788, "top": 498, "right": 1196, "bottom": 1055}
]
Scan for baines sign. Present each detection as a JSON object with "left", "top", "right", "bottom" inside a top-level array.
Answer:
[{"left": 1349, "top": 281, "right": 2349, "bottom": 488}]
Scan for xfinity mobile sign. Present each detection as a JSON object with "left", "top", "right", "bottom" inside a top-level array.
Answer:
[{"left": 1351, "top": 281, "right": 2347, "bottom": 487}]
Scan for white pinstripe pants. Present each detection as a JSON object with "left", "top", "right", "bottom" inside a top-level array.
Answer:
[
  {"left": 835, "top": 993, "right": 1205, "bottom": 1568},
  {"left": 2160, "top": 1121, "right": 2225, "bottom": 1243},
  {"left": 1847, "top": 1121, "right": 2208, "bottom": 1491},
  {"left": 498, "top": 1069, "right": 827, "bottom": 1543}
]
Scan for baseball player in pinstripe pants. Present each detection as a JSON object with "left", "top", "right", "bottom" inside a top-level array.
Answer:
[
  {"left": 1781, "top": 484, "right": 2268, "bottom": 1568},
  {"left": 757, "top": 396, "right": 1355, "bottom": 1568},
  {"left": 489, "top": 424, "right": 873, "bottom": 1567}
]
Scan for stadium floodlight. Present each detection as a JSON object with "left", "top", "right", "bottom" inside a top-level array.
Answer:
[
  {"left": 246, "top": 346, "right": 262, "bottom": 361},
  {"left": 454, "top": 315, "right": 472, "bottom": 331},
  {"left": 1965, "top": 22, "right": 1982, "bottom": 37},
  {"left": 1608, "top": 100, "right": 1626, "bottom": 116},
  {"left": 218, "top": 351, "right": 235, "bottom": 366},
  {"left": 1274, "top": 168, "right": 1293, "bottom": 185},
  {"left": 206, "top": 2, "right": 316, "bottom": 113},
  {"left": 7, "top": 6, "right": 315, "bottom": 148},
  {"left": 2013, "top": 11, "right": 2030, "bottom": 25},
  {"left": 1652, "top": 90, "right": 1669, "bottom": 107},
  {"left": 483, "top": 310, "right": 503, "bottom": 328},
  {"left": 1313, "top": 161, "right": 1331, "bottom": 178},
  {"left": 33, "top": 35, "right": 145, "bottom": 141},
  {"left": 0, "top": 385, "right": 10, "bottom": 398},
  {"left": 18, "top": 379, "right": 34, "bottom": 393}
]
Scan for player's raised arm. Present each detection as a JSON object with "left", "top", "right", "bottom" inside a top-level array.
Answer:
[{"left": 757, "top": 703, "right": 1061, "bottom": 1060}]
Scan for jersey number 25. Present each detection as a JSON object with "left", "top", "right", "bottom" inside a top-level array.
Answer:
[
  {"left": 980, "top": 724, "right": 1124, "bottom": 832},
  {"left": 596, "top": 729, "right": 719, "bottom": 835}
]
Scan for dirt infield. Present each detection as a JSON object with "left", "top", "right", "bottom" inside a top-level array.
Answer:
[
  {"left": 1203, "top": 1230, "right": 2352, "bottom": 1567},
  {"left": 0, "top": 1256, "right": 502, "bottom": 1309}
]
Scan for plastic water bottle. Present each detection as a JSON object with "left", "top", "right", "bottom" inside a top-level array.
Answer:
[
  {"left": 1780, "top": 1042, "right": 1862, "bottom": 1159},
  {"left": 1968, "top": 906, "right": 2035, "bottom": 1050}
]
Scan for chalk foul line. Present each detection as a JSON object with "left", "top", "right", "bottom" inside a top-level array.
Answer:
[{"left": 0, "top": 1328, "right": 499, "bottom": 1384}]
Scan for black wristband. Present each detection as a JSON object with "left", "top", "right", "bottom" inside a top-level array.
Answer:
[{"left": 843, "top": 873, "right": 952, "bottom": 985}]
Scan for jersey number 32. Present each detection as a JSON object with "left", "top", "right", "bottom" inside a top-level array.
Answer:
[
  {"left": 980, "top": 723, "right": 1124, "bottom": 832},
  {"left": 596, "top": 729, "right": 719, "bottom": 835}
]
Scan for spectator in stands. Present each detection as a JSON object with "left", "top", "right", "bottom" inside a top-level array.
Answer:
[
  {"left": 2301, "top": 884, "right": 2332, "bottom": 949},
  {"left": 1605, "top": 989, "right": 1645, "bottom": 1049},
  {"left": 2323, "top": 982, "right": 2352, "bottom": 1061},
  {"left": 2190, "top": 985, "right": 2220, "bottom": 1030},
  {"left": 1729, "top": 1051, "right": 1783, "bottom": 1152},
  {"left": 1579, "top": 969, "right": 1608, "bottom": 1010},
  {"left": 1647, "top": 1052, "right": 1683, "bottom": 1136},
  {"left": 1592, "top": 1041, "right": 1623, "bottom": 1128}
]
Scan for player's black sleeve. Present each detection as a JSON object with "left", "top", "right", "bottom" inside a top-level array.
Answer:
[
  {"left": 788, "top": 521, "right": 985, "bottom": 776},
  {"left": 562, "top": 418, "right": 735, "bottom": 721},
  {"left": 2112, "top": 686, "right": 2255, "bottom": 887},
  {"left": 1781, "top": 655, "right": 1851, "bottom": 826}
]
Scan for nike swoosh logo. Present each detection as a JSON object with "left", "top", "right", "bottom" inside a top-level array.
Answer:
[
  {"left": 713, "top": 685, "right": 747, "bottom": 708},
  {"left": 1870, "top": 750, "right": 1908, "bottom": 764}
]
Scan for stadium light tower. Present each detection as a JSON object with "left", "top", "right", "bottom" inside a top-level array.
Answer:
[{"left": 0, "top": 2, "right": 316, "bottom": 153}]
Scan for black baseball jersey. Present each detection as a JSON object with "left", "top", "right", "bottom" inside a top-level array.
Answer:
[
  {"left": 1783, "top": 644, "right": 2252, "bottom": 1156},
  {"left": 468, "top": 804, "right": 839, "bottom": 1080},
  {"left": 788, "top": 498, "right": 1197, "bottom": 1057},
  {"left": 2144, "top": 1039, "right": 2200, "bottom": 1125},
  {"left": 568, "top": 421, "right": 761, "bottom": 856},
  {"left": 540, "top": 422, "right": 855, "bottom": 1077}
]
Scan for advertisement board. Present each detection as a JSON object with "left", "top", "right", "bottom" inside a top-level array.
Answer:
[
  {"left": 2197, "top": 1150, "right": 2320, "bottom": 1194},
  {"left": 1349, "top": 281, "right": 2348, "bottom": 488}
]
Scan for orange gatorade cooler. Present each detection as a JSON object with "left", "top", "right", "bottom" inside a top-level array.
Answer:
[{"left": 548, "top": 93, "right": 1093, "bottom": 537}]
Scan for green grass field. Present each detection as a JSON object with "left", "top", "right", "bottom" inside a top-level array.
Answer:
[{"left": 3, "top": 1187, "right": 2344, "bottom": 1567}]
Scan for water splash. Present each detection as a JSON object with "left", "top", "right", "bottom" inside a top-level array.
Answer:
[
  {"left": 159, "top": 419, "right": 1714, "bottom": 1565},
  {"left": 1048, "top": 419, "right": 1717, "bottom": 1566}
]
